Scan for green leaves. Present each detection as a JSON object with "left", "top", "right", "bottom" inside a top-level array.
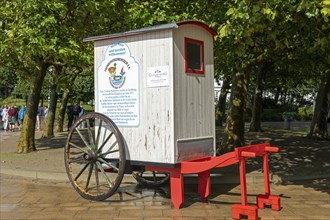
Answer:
[{"left": 321, "top": 0, "right": 330, "bottom": 22}]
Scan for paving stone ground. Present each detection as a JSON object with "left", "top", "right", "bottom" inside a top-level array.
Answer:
[
  {"left": 1, "top": 174, "right": 329, "bottom": 220},
  {"left": 0, "top": 121, "right": 329, "bottom": 219}
]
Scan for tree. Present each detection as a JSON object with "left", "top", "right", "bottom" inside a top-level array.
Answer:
[
  {"left": 249, "top": 62, "right": 270, "bottom": 132},
  {"left": 215, "top": 0, "right": 330, "bottom": 150},
  {"left": 56, "top": 67, "right": 81, "bottom": 132},
  {"left": 221, "top": 70, "right": 250, "bottom": 152},
  {"left": 308, "top": 72, "right": 330, "bottom": 139},
  {"left": 0, "top": 0, "right": 91, "bottom": 152},
  {"left": 0, "top": 67, "right": 17, "bottom": 99},
  {"left": 42, "top": 66, "right": 59, "bottom": 138},
  {"left": 215, "top": 77, "right": 231, "bottom": 127}
]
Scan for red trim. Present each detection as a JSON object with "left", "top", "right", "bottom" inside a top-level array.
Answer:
[
  {"left": 145, "top": 143, "right": 281, "bottom": 217},
  {"left": 184, "top": 37, "right": 204, "bottom": 74},
  {"left": 177, "top": 21, "right": 217, "bottom": 37}
]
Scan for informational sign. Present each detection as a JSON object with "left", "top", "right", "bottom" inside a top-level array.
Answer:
[
  {"left": 147, "top": 66, "right": 169, "bottom": 87},
  {"left": 97, "top": 42, "right": 140, "bottom": 127}
]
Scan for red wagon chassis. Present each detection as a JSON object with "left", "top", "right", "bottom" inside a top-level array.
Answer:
[{"left": 146, "top": 142, "right": 281, "bottom": 220}]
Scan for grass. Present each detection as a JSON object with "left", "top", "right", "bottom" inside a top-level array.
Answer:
[
  {"left": 0, "top": 97, "right": 95, "bottom": 112},
  {"left": 0, "top": 97, "right": 26, "bottom": 107}
]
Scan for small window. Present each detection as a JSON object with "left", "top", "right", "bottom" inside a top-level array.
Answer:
[{"left": 184, "top": 37, "right": 204, "bottom": 74}]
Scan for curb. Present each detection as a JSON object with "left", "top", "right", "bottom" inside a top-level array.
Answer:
[
  {"left": 0, "top": 168, "right": 140, "bottom": 183},
  {"left": 0, "top": 168, "right": 259, "bottom": 184},
  {"left": 2, "top": 167, "right": 328, "bottom": 186}
]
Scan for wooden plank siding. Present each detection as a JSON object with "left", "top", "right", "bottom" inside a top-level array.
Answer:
[
  {"left": 94, "top": 30, "right": 175, "bottom": 164},
  {"left": 92, "top": 22, "right": 215, "bottom": 166},
  {"left": 173, "top": 25, "right": 215, "bottom": 162}
]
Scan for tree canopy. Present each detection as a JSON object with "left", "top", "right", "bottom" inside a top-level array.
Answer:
[{"left": 0, "top": 0, "right": 329, "bottom": 152}]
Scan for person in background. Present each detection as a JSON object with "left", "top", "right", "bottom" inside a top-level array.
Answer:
[
  {"left": 72, "top": 102, "right": 82, "bottom": 123},
  {"left": 44, "top": 105, "right": 49, "bottom": 118},
  {"left": 66, "top": 104, "right": 74, "bottom": 131},
  {"left": 0, "top": 105, "right": 3, "bottom": 130},
  {"left": 78, "top": 104, "right": 85, "bottom": 128},
  {"left": 8, "top": 105, "right": 18, "bottom": 132},
  {"left": 36, "top": 104, "right": 43, "bottom": 131},
  {"left": 18, "top": 105, "right": 26, "bottom": 131},
  {"left": 1, "top": 105, "right": 9, "bottom": 131},
  {"left": 43, "top": 105, "right": 49, "bottom": 125}
]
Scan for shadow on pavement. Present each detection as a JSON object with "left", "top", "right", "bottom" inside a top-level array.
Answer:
[
  {"left": 35, "top": 132, "right": 67, "bottom": 150},
  {"left": 34, "top": 122, "right": 330, "bottom": 197},
  {"left": 216, "top": 122, "right": 330, "bottom": 195}
]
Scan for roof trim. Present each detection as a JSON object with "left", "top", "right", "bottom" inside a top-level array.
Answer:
[
  {"left": 83, "top": 23, "right": 178, "bottom": 42},
  {"left": 177, "top": 21, "right": 217, "bottom": 37},
  {"left": 83, "top": 20, "right": 216, "bottom": 42}
]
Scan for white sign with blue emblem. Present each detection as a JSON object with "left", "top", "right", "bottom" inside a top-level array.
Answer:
[{"left": 97, "top": 42, "right": 140, "bottom": 127}]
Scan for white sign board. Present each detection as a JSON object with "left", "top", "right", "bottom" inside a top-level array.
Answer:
[
  {"left": 97, "top": 42, "right": 140, "bottom": 127},
  {"left": 147, "top": 66, "right": 169, "bottom": 87}
]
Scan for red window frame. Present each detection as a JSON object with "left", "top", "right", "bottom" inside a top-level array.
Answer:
[{"left": 184, "top": 37, "right": 204, "bottom": 74}]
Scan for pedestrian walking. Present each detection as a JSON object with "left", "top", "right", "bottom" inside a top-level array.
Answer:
[
  {"left": 8, "top": 105, "right": 18, "bottom": 132},
  {"left": 78, "top": 104, "right": 85, "bottom": 128},
  {"left": 1, "top": 105, "right": 9, "bottom": 131},
  {"left": 18, "top": 105, "right": 26, "bottom": 130},
  {"left": 66, "top": 104, "right": 74, "bottom": 131},
  {"left": 0, "top": 105, "right": 3, "bottom": 130},
  {"left": 44, "top": 105, "right": 49, "bottom": 118},
  {"left": 72, "top": 102, "right": 82, "bottom": 123},
  {"left": 36, "top": 104, "right": 43, "bottom": 131},
  {"left": 43, "top": 105, "right": 49, "bottom": 125}
]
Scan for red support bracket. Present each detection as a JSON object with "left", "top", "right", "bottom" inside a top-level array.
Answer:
[
  {"left": 146, "top": 142, "right": 281, "bottom": 220},
  {"left": 256, "top": 147, "right": 281, "bottom": 211},
  {"left": 232, "top": 149, "right": 258, "bottom": 220},
  {"left": 198, "top": 170, "right": 210, "bottom": 201},
  {"left": 232, "top": 204, "right": 258, "bottom": 220},
  {"left": 257, "top": 194, "right": 281, "bottom": 211},
  {"left": 232, "top": 143, "right": 281, "bottom": 219}
]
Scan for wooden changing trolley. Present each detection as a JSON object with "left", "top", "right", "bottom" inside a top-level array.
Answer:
[{"left": 65, "top": 21, "right": 281, "bottom": 220}]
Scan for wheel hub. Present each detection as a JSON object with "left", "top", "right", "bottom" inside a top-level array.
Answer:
[{"left": 83, "top": 151, "right": 97, "bottom": 162}]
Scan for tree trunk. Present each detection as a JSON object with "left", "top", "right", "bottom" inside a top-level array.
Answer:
[
  {"left": 249, "top": 64, "right": 268, "bottom": 132},
  {"left": 56, "top": 68, "right": 79, "bottom": 132},
  {"left": 220, "top": 71, "right": 250, "bottom": 153},
  {"left": 56, "top": 89, "right": 69, "bottom": 132},
  {"left": 308, "top": 72, "right": 330, "bottom": 139},
  {"left": 215, "top": 78, "right": 230, "bottom": 127},
  {"left": 42, "top": 76, "right": 58, "bottom": 138},
  {"left": 17, "top": 62, "right": 48, "bottom": 153},
  {"left": 282, "top": 90, "right": 288, "bottom": 105},
  {"left": 274, "top": 87, "right": 280, "bottom": 104}
]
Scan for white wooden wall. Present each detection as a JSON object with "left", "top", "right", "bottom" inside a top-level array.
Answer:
[
  {"left": 172, "top": 25, "right": 215, "bottom": 162},
  {"left": 93, "top": 24, "right": 215, "bottom": 165},
  {"left": 94, "top": 30, "right": 175, "bottom": 165}
]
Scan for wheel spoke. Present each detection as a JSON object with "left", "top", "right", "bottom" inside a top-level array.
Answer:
[
  {"left": 68, "top": 142, "right": 89, "bottom": 154},
  {"left": 74, "top": 127, "right": 92, "bottom": 151},
  {"left": 96, "top": 161, "right": 114, "bottom": 188},
  {"left": 153, "top": 171, "right": 156, "bottom": 182},
  {"left": 74, "top": 162, "right": 90, "bottom": 181},
  {"left": 95, "top": 119, "right": 103, "bottom": 149},
  {"left": 94, "top": 164, "right": 100, "bottom": 194},
  {"left": 97, "top": 157, "right": 119, "bottom": 172},
  {"left": 99, "top": 149, "right": 119, "bottom": 157},
  {"left": 133, "top": 170, "right": 170, "bottom": 187},
  {"left": 86, "top": 118, "right": 95, "bottom": 147},
  {"left": 97, "top": 132, "right": 114, "bottom": 153},
  {"left": 65, "top": 112, "right": 126, "bottom": 201},
  {"left": 68, "top": 154, "right": 85, "bottom": 164},
  {"left": 85, "top": 163, "right": 94, "bottom": 192}
]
